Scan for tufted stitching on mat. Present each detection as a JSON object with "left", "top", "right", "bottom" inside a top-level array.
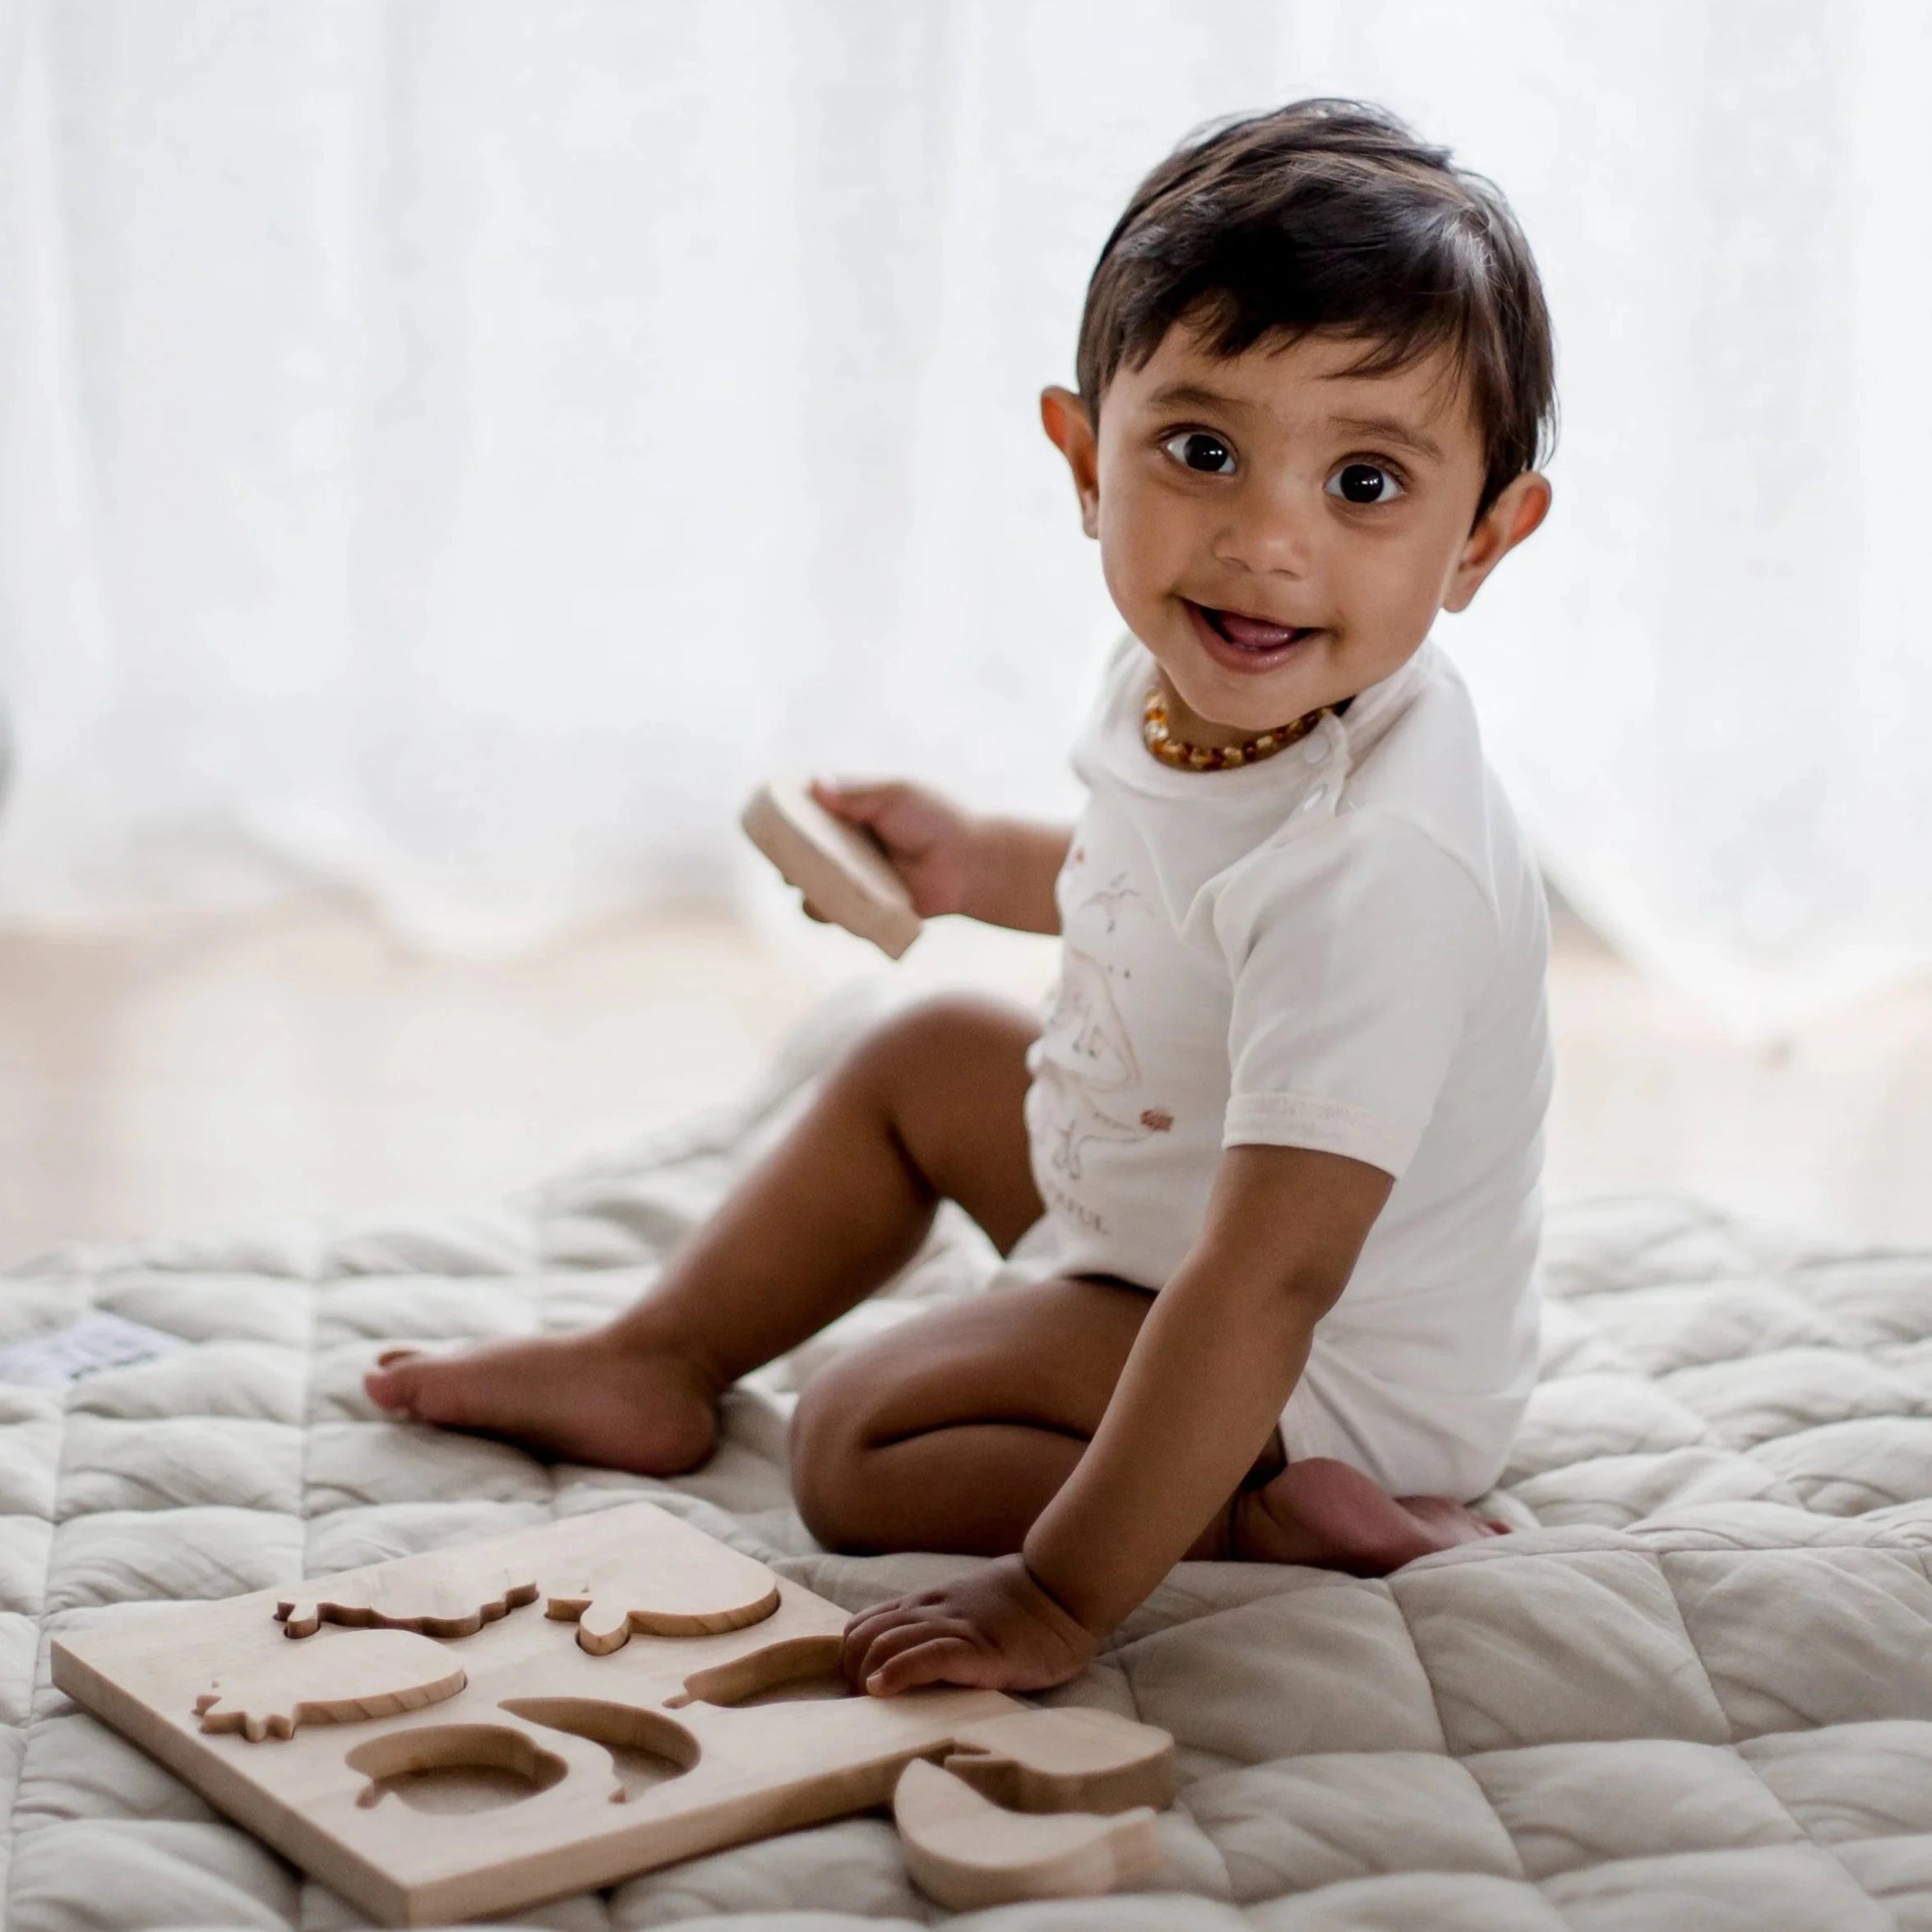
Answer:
[
  {"left": 2, "top": 1281, "right": 80, "bottom": 1932},
  {"left": 1730, "top": 1726, "right": 1932, "bottom": 1922},
  {"left": 3, "top": 1024, "right": 1932, "bottom": 1931}
]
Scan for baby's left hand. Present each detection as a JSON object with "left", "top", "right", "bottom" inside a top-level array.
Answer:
[{"left": 841, "top": 1554, "right": 1099, "bottom": 1696}]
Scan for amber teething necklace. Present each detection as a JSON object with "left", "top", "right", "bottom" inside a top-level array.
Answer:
[{"left": 1141, "top": 684, "right": 1330, "bottom": 773}]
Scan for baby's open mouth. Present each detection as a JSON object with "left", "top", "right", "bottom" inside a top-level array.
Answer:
[{"left": 1189, "top": 601, "right": 1317, "bottom": 653}]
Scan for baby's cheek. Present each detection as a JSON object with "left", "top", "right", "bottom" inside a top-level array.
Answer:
[
  {"left": 1099, "top": 517, "right": 1176, "bottom": 627},
  {"left": 1340, "top": 558, "right": 1437, "bottom": 666}
]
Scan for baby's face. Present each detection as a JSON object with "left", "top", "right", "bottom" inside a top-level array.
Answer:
[{"left": 1050, "top": 324, "right": 1546, "bottom": 739}]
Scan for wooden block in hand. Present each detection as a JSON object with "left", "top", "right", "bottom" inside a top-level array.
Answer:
[{"left": 741, "top": 779, "right": 922, "bottom": 959}]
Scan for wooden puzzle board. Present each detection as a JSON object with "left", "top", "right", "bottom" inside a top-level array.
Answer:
[{"left": 53, "top": 1501, "right": 1019, "bottom": 1925}]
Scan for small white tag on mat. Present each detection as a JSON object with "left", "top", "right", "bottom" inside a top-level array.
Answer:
[{"left": 0, "top": 1312, "right": 187, "bottom": 1387}]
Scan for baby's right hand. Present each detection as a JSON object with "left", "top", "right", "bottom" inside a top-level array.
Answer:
[{"left": 810, "top": 779, "right": 980, "bottom": 920}]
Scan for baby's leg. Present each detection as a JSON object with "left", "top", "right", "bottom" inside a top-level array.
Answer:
[
  {"left": 364, "top": 995, "right": 1044, "bottom": 1474},
  {"left": 793, "top": 1279, "right": 1504, "bottom": 1570},
  {"left": 791, "top": 1273, "right": 1159, "bottom": 1555}
]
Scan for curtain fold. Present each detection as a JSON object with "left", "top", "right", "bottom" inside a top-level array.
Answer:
[{"left": 2, "top": 0, "right": 1926, "bottom": 1028}]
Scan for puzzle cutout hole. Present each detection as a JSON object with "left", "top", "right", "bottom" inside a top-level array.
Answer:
[
  {"left": 347, "top": 1724, "right": 568, "bottom": 1815},
  {"left": 733, "top": 1669, "right": 853, "bottom": 1708},
  {"left": 665, "top": 1633, "right": 856, "bottom": 1710},
  {"left": 501, "top": 1699, "right": 700, "bottom": 1803}
]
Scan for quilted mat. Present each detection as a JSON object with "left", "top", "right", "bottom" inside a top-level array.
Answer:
[{"left": 4, "top": 989, "right": 1932, "bottom": 1932}]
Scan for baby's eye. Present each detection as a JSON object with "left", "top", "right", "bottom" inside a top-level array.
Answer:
[
  {"left": 1162, "top": 430, "right": 1236, "bottom": 475},
  {"left": 1327, "top": 461, "right": 1404, "bottom": 505}
]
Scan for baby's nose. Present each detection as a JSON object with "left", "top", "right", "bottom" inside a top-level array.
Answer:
[{"left": 1211, "top": 485, "right": 1317, "bottom": 576}]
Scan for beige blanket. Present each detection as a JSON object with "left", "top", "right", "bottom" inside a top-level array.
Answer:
[{"left": 5, "top": 988, "right": 1931, "bottom": 1930}]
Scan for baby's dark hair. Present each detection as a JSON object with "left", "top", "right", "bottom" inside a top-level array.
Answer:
[{"left": 1077, "top": 99, "right": 1556, "bottom": 519}]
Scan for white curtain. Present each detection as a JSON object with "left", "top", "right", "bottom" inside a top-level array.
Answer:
[{"left": 1, "top": 1, "right": 1926, "bottom": 1029}]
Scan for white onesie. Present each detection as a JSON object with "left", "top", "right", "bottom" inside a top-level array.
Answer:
[{"left": 1016, "top": 633, "right": 1551, "bottom": 1500}]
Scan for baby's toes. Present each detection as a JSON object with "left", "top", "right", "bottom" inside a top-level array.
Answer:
[
  {"left": 1399, "top": 1495, "right": 1507, "bottom": 1550},
  {"left": 363, "top": 1351, "right": 426, "bottom": 1413}
]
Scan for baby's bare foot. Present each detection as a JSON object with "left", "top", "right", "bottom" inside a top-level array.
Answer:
[
  {"left": 1231, "top": 1457, "right": 1509, "bottom": 1577},
  {"left": 363, "top": 1329, "right": 719, "bottom": 1476}
]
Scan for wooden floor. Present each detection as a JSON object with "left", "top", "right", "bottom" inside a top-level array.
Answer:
[{"left": 1, "top": 897, "right": 1927, "bottom": 1269}]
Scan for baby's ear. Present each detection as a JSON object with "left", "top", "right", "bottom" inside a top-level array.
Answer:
[
  {"left": 1444, "top": 471, "right": 1551, "bottom": 612},
  {"left": 1039, "top": 386, "right": 1101, "bottom": 538}
]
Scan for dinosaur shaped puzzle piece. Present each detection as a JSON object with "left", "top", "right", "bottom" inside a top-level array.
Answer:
[{"left": 278, "top": 1555, "right": 537, "bottom": 1639}]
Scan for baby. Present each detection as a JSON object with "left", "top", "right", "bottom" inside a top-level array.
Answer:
[{"left": 367, "top": 98, "right": 1555, "bottom": 1698}]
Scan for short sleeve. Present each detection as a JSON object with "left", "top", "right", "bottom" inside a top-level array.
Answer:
[{"left": 1213, "top": 809, "right": 1497, "bottom": 1178}]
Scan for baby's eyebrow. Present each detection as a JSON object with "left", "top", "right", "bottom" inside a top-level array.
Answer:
[
  {"left": 1328, "top": 414, "right": 1447, "bottom": 465},
  {"left": 1142, "top": 381, "right": 1247, "bottom": 416}
]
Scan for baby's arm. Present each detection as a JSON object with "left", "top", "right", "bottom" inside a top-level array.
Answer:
[
  {"left": 811, "top": 780, "right": 1069, "bottom": 935},
  {"left": 842, "top": 1144, "right": 1390, "bottom": 1692},
  {"left": 1022, "top": 1144, "right": 1389, "bottom": 1631}
]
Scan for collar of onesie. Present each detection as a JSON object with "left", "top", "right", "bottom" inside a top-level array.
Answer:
[{"left": 1093, "top": 634, "right": 1437, "bottom": 815}]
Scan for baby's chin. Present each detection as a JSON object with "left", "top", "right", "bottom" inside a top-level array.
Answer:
[
  {"left": 1153, "top": 673, "right": 1319, "bottom": 750},
  {"left": 1153, "top": 627, "right": 1341, "bottom": 737}
]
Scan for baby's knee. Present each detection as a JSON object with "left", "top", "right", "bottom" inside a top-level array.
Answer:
[
  {"left": 836, "top": 991, "right": 1033, "bottom": 1097},
  {"left": 789, "top": 1361, "right": 877, "bottom": 1552}
]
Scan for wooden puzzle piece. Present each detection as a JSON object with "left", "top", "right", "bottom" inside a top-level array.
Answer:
[
  {"left": 893, "top": 1757, "right": 1162, "bottom": 1911},
  {"left": 741, "top": 779, "right": 922, "bottom": 959},
  {"left": 663, "top": 1633, "right": 849, "bottom": 1708},
  {"left": 195, "top": 1629, "right": 466, "bottom": 1743},
  {"left": 941, "top": 1707, "right": 1175, "bottom": 1814},
  {"left": 278, "top": 1556, "right": 538, "bottom": 1640},
  {"left": 53, "top": 1499, "right": 1032, "bottom": 1925},
  {"left": 544, "top": 1537, "right": 781, "bottom": 1654}
]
